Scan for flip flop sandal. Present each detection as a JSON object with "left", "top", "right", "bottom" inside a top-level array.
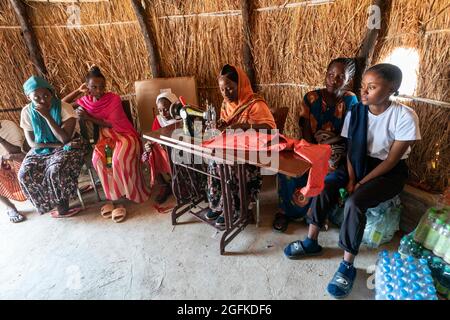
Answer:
[
  {"left": 79, "top": 184, "right": 94, "bottom": 194},
  {"left": 327, "top": 271, "right": 355, "bottom": 299},
  {"left": 50, "top": 207, "right": 82, "bottom": 219},
  {"left": 111, "top": 206, "right": 127, "bottom": 223},
  {"left": 272, "top": 212, "right": 289, "bottom": 233},
  {"left": 100, "top": 203, "right": 115, "bottom": 219},
  {"left": 283, "top": 240, "right": 323, "bottom": 260},
  {"left": 7, "top": 209, "right": 25, "bottom": 223}
]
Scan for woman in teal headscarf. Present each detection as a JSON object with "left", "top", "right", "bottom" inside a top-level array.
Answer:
[{"left": 18, "top": 76, "right": 86, "bottom": 217}]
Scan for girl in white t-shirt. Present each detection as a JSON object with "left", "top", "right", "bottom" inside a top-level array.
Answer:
[{"left": 284, "top": 63, "right": 421, "bottom": 299}]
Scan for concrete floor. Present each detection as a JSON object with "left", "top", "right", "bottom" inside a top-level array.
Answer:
[{"left": 0, "top": 175, "right": 401, "bottom": 300}]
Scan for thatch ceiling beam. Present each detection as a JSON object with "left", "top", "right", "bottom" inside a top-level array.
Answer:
[
  {"left": 241, "top": 0, "right": 257, "bottom": 92},
  {"left": 130, "top": 0, "right": 162, "bottom": 78},
  {"left": 353, "top": 0, "right": 389, "bottom": 97},
  {"left": 10, "top": 0, "right": 47, "bottom": 77}
]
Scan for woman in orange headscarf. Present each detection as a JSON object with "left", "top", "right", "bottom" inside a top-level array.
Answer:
[{"left": 205, "top": 64, "right": 276, "bottom": 226}]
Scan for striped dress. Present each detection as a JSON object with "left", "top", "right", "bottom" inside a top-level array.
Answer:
[
  {"left": 0, "top": 158, "right": 27, "bottom": 201},
  {"left": 93, "top": 127, "right": 149, "bottom": 203}
]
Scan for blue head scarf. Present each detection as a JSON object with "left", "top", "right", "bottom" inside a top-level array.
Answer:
[{"left": 23, "top": 76, "right": 62, "bottom": 154}]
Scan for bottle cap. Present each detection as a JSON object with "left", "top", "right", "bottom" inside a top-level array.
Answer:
[
  {"left": 419, "top": 258, "right": 428, "bottom": 265},
  {"left": 427, "top": 286, "right": 436, "bottom": 295},
  {"left": 408, "top": 264, "right": 417, "bottom": 271},
  {"left": 393, "top": 252, "right": 401, "bottom": 259},
  {"left": 412, "top": 283, "right": 421, "bottom": 291},
  {"left": 414, "top": 293, "right": 424, "bottom": 300},
  {"left": 387, "top": 294, "right": 396, "bottom": 300},
  {"left": 424, "top": 275, "right": 434, "bottom": 284},
  {"left": 410, "top": 273, "right": 419, "bottom": 281},
  {"left": 406, "top": 256, "right": 415, "bottom": 263},
  {"left": 401, "top": 288, "right": 409, "bottom": 298},
  {"left": 386, "top": 284, "right": 394, "bottom": 292}
]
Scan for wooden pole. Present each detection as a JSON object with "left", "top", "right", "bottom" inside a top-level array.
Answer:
[
  {"left": 9, "top": 0, "right": 47, "bottom": 77},
  {"left": 241, "top": 0, "right": 257, "bottom": 92},
  {"left": 130, "top": 0, "right": 162, "bottom": 78},
  {"left": 353, "top": 0, "right": 389, "bottom": 97}
]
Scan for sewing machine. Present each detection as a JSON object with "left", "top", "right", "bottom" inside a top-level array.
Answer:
[{"left": 169, "top": 97, "right": 217, "bottom": 138}]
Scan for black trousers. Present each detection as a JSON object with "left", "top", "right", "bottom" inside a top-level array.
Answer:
[{"left": 308, "top": 157, "right": 408, "bottom": 255}]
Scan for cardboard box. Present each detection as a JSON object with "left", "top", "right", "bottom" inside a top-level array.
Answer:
[{"left": 135, "top": 77, "right": 199, "bottom": 133}]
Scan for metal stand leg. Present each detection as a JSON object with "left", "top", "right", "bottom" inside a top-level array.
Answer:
[
  {"left": 77, "top": 188, "right": 85, "bottom": 210},
  {"left": 87, "top": 167, "right": 101, "bottom": 201}
]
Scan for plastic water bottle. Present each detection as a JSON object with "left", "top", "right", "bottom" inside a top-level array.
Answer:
[
  {"left": 433, "top": 224, "right": 450, "bottom": 258},
  {"left": 435, "top": 265, "right": 450, "bottom": 297},
  {"left": 414, "top": 208, "right": 438, "bottom": 244},
  {"left": 105, "top": 144, "right": 113, "bottom": 168},
  {"left": 399, "top": 234, "right": 414, "bottom": 257},
  {"left": 445, "top": 241, "right": 450, "bottom": 264},
  {"left": 338, "top": 188, "right": 348, "bottom": 208},
  {"left": 424, "top": 217, "right": 446, "bottom": 250}
]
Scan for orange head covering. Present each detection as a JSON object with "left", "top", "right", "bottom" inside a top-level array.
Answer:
[{"left": 219, "top": 65, "right": 267, "bottom": 125}]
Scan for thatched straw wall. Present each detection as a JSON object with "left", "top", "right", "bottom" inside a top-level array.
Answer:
[{"left": 0, "top": 0, "right": 448, "bottom": 192}]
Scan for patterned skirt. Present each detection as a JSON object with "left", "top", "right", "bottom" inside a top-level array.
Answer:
[
  {"left": 18, "top": 146, "right": 86, "bottom": 213},
  {"left": 206, "top": 160, "right": 262, "bottom": 213}
]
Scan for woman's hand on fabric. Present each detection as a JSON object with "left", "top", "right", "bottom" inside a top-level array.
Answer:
[
  {"left": 75, "top": 107, "right": 88, "bottom": 119},
  {"left": 144, "top": 141, "right": 154, "bottom": 152},
  {"left": 4, "top": 153, "right": 25, "bottom": 162},
  {"left": 65, "top": 138, "right": 83, "bottom": 149},
  {"left": 346, "top": 180, "right": 355, "bottom": 194}
]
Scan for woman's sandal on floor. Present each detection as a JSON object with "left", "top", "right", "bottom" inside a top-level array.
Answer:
[
  {"left": 283, "top": 240, "right": 323, "bottom": 260},
  {"left": 50, "top": 207, "right": 82, "bottom": 218},
  {"left": 7, "top": 209, "right": 25, "bottom": 223},
  {"left": 100, "top": 203, "right": 115, "bottom": 219},
  {"left": 272, "top": 212, "right": 289, "bottom": 233},
  {"left": 327, "top": 271, "right": 355, "bottom": 299},
  {"left": 111, "top": 205, "right": 126, "bottom": 223}
]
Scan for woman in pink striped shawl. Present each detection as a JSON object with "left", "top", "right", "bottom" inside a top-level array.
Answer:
[{"left": 64, "top": 66, "right": 149, "bottom": 222}]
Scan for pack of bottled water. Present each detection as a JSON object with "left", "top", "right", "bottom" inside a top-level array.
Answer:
[{"left": 375, "top": 250, "right": 438, "bottom": 300}]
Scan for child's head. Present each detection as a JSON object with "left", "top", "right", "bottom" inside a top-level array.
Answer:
[
  {"left": 361, "top": 63, "right": 402, "bottom": 106},
  {"left": 85, "top": 66, "right": 106, "bottom": 100},
  {"left": 156, "top": 97, "right": 172, "bottom": 120},
  {"left": 325, "top": 58, "right": 356, "bottom": 96}
]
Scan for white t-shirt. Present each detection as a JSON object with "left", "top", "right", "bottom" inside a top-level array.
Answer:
[
  {"left": 0, "top": 120, "right": 24, "bottom": 157},
  {"left": 341, "top": 101, "right": 421, "bottom": 160},
  {"left": 20, "top": 101, "right": 79, "bottom": 137}
]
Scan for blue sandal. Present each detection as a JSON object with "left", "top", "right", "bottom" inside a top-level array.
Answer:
[
  {"left": 283, "top": 240, "right": 323, "bottom": 260},
  {"left": 327, "top": 270, "right": 356, "bottom": 299}
]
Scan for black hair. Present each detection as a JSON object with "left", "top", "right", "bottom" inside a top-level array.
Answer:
[
  {"left": 220, "top": 64, "right": 239, "bottom": 84},
  {"left": 85, "top": 65, "right": 105, "bottom": 82},
  {"left": 366, "top": 63, "right": 402, "bottom": 96},
  {"left": 156, "top": 97, "right": 171, "bottom": 106},
  {"left": 327, "top": 57, "right": 356, "bottom": 82}
]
